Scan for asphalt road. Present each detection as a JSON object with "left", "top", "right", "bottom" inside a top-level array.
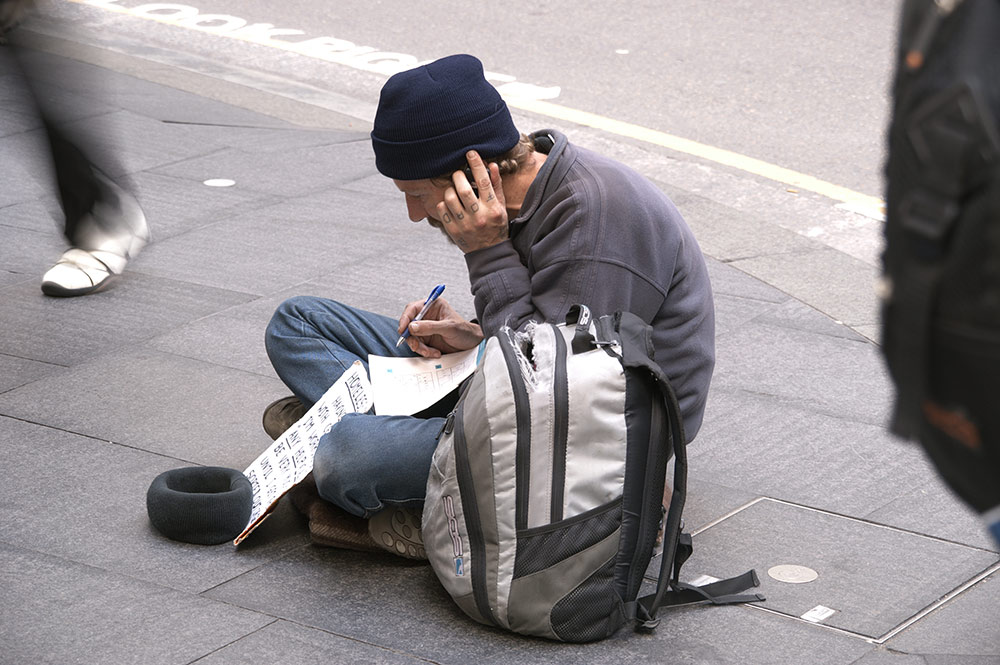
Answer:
[
  {"left": 45, "top": 0, "right": 899, "bottom": 202},
  {"left": 238, "top": 0, "right": 899, "bottom": 199}
]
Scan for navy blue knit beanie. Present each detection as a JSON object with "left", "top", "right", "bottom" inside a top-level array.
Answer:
[{"left": 371, "top": 54, "right": 520, "bottom": 180}]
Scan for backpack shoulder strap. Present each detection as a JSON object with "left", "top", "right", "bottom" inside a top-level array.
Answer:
[{"left": 613, "top": 312, "right": 764, "bottom": 631}]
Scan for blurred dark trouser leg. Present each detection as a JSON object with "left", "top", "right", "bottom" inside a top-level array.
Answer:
[
  {"left": 44, "top": 119, "right": 100, "bottom": 244},
  {"left": 4, "top": 19, "right": 149, "bottom": 296}
]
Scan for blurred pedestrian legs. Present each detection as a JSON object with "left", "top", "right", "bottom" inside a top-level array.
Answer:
[{"left": 2, "top": 0, "right": 149, "bottom": 297}]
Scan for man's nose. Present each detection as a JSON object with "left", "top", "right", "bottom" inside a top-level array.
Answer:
[{"left": 406, "top": 197, "right": 426, "bottom": 222}]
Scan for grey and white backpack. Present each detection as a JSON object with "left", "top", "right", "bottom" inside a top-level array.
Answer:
[{"left": 422, "top": 305, "right": 762, "bottom": 642}]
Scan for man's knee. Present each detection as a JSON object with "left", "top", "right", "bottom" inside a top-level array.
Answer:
[
  {"left": 312, "top": 414, "right": 383, "bottom": 513},
  {"left": 265, "top": 296, "right": 328, "bottom": 359}
]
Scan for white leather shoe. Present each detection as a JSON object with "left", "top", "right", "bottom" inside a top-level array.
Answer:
[
  {"left": 41, "top": 247, "right": 123, "bottom": 297},
  {"left": 41, "top": 171, "right": 149, "bottom": 298}
]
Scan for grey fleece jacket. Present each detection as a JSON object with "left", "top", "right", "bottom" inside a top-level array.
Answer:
[{"left": 463, "top": 130, "right": 715, "bottom": 440}]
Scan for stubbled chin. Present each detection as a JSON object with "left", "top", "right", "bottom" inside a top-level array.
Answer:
[{"left": 427, "top": 218, "right": 456, "bottom": 246}]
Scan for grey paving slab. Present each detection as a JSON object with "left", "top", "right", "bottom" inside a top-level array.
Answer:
[
  {"left": 312, "top": 238, "right": 477, "bottom": 322},
  {"left": 855, "top": 655, "right": 1000, "bottom": 665},
  {"left": 295, "top": 181, "right": 404, "bottom": 234},
  {"left": 753, "top": 297, "right": 873, "bottom": 342},
  {"left": 0, "top": 272, "right": 256, "bottom": 365},
  {"left": 693, "top": 389, "right": 938, "bottom": 520},
  {"left": 13, "top": 45, "right": 127, "bottom": 96},
  {"left": 193, "top": 282, "right": 316, "bottom": 324},
  {"left": 134, "top": 193, "right": 399, "bottom": 295},
  {"left": 89, "top": 71, "right": 301, "bottom": 129},
  {"left": 57, "top": 108, "right": 228, "bottom": 177},
  {"left": 673, "top": 188, "right": 812, "bottom": 262},
  {"left": 16, "top": 78, "right": 119, "bottom": 125},
  {"left": 0, "top": 196, "right": 64, "bottom": 234},
  {"left": 128, "top": 170, "right": 283, "bottom": 242},
  {"left": 714, "top": 291, "right": 786, "bottom": 339},
  {"left": 0, "top": 129, "right": 52, "bottom": 208},
  {"left": 148, "top": 310, "right": 277, "bottom": 378},
  {"left": 297, "top": 179, "right": 407, "bottom": 237},
  {"left": 865, "top": 471, "right": 999, "bottom": 552},
  {"left": 850, "top": 651, "right": 928, "bottom": 665},
  {"left": 644, "top": 478, "right": 760, "bottom": 582},
  {"left": 854, "top": 323, "right": 881, "bottom": 344},
  {"left": 0, "top": 415, "right": 309, "bottom": 593},
  {"left": 729, "top": 247, "right": 880, "bottom": 328},
  {"left": 205, "top": 546, "right": 873, "bottom": 665},
  {"left": 712, "top": 316, "right": 894, "bottom": 426},
  {"left": 177, "top": 125, "right": 366, "bottom": 154},
  {"left": 886, "top": 569, "right": 1000, "bottom": 658},
  {"left": 109, "top": 88, "right": 296, "bottom": 129},
  {"left": 705, "top": 255, "right": 789, "bottom": 304},
  {"left": 194, "top": 619, "right": 432, "bottom": 665},
  {"left": 334, "top": 169, "right": 404, "bottom": 198},
  {"left": 0, "top": 222, "right": 66, "bottom": 284},
  {"left": 0, "top": 105, "right": 41, "bottom": 135},
  {"left": 0, "top": 49, "right": 118, "bottom": 126},
  {"left": 678, "top": 476, "right": 761, "bottom": 535},
  {"left": 0, "top": 352, "right": 64, "bottom": 394},
  {"left": 0, "top": 270, "right": 32, "bottom": 290},
  {"left": 0, "top": 541, "right": 273, "bottom": 665},
  {"left": 0, "top": 348, "right": 286, "bottom": 467},
  {"left": 150, "top": 135, "right": 377, "bottom": 197},
  {"left": 681, "top": 498, "right": 998, "bottom": 640}
]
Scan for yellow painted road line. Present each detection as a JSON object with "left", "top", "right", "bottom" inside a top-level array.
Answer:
[{"left": 69, "top": 0, "right": 886, "bottom": 218}]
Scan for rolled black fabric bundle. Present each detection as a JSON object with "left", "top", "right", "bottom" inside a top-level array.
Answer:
[{"left": 146, "top": 466, "right": 253, "bottom": 545}]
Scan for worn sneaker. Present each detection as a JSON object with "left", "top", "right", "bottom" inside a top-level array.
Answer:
[
  {"left": 262, "top": 396, "right": 306, "bottom": 440},
  {"left": 368, "top": 506, "right": 426, "bottom": 560}
]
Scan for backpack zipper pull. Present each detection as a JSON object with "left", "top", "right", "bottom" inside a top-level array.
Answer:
[{"left": 437, "top": 410, "right": 457, "bottom": 441}]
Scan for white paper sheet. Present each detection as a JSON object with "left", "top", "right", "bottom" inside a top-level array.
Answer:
[
  {"left": 235, "top": 361, "right": 372, "bottom": 545},
  {"left": 369, "top": 345, "right": 482, "bottom": 416}
]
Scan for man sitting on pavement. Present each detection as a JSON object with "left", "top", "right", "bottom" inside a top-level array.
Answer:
[{"left": 263, "top": 53, "right": 715, "bottom": 559}]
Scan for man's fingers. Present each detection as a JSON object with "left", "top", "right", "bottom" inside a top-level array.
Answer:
[
  {"left": 466, "top": 150, "right": 494, "bottom": 197},
  {"left": 398, "top": 298, "right": 433, "bottom": 333},
  {"left": 488, "top": 162, "right": 505, "bottom": 207},
  {"left": 408, "top": 319, "right": 451, "bottom": 336},
  {"left": 407, "top": 336, "right": 442, "bottom": 358},
  {"left": 441, "top": 189, "right": 466, "bottom": 220}
]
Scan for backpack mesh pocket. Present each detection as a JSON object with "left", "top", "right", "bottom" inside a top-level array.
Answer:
[
  {"left": 513, "top": 497, "right": 621, "bottom": 579},
  {"left": 550, "top": 557, "right": 623, "bottom": 642}
]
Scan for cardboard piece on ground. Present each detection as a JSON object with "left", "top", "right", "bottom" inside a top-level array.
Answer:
[{"left": 234, "top": 361, "right": 371, "bottom": 545}]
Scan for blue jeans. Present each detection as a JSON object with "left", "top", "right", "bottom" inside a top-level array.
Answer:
[{"left": 265, "top": 296, "right": 446, "bottom": 518}]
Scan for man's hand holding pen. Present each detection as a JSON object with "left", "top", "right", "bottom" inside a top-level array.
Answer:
[
  {"left": 435, "top": 150, "right": 508, "bottom": 254},
  {"left": 397, "top": 296, "right": 483, "bottom": 359}
]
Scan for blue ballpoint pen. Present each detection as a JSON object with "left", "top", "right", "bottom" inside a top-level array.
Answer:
[{"left": 396, "top": 283, "right": 446, "bottom": 347}]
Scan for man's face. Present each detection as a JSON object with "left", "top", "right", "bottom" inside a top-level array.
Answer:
[{"left": 393, "top": 178, "right": 453, "bottom": 238}]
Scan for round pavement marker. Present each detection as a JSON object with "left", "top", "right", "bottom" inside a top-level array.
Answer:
[
  {"left": 203, "top": 178, "right": 236, "bottom": 187},
  {"left": 767, "top": 564, "right": 819, "bottom": 584}
]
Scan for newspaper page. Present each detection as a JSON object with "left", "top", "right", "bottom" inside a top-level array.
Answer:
[
  {"left": 234, "top": 361, "right": 371, "bottom": 545},
  {"left": 368, "top": 344, "right": 483, "bottom": 416}
]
